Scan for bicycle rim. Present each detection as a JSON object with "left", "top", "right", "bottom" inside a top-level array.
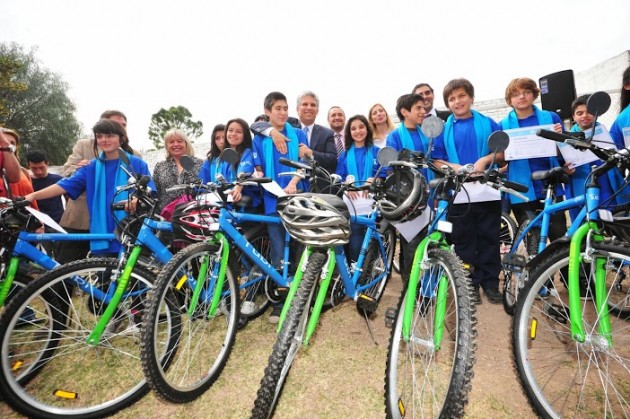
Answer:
[
  {"left": 252, "top": 249, "right": 325, "bottom": 419},
  {"left": 513, "top": 243, "right": 630, "bottom": 418},
  {"left": 236, "top": 233, "right": 272, "bottom": 319},
  {"left": 0, "top": 258, "right": 160, "bottom": 418},
  {"left": 503, "top": 219, "right": 540, "bottom": 315},
  {"left": 385, "top": 248, "right": 477, "bottom": 418},
  {"left": 140, "top": 242, "right": 239, "bottom": 403}
]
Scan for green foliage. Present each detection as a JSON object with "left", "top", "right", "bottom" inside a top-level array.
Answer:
[
  {"left": 148, "top": 106, "right": 204, "bottom": 149},
  {"left": 0, "top": 42, "right": 80, "bottom": 165}
]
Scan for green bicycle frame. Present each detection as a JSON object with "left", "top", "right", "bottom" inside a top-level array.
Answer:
[
  {"left": 568, "top": 222, "right": 610, "bottom": 344},
  {"left": 402, "top": 231, "right": 451, "bottom": 350},
  {"left": 277, "top": 246, "right": 312, "bottom": 333},
  {"left": 87, "top": 245, "right": 143, "bottom": 345},
  {"left": 0, "top": 257, "right": 20, "bottom": 307}
]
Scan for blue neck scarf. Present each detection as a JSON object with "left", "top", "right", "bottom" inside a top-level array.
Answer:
[
  {"left": 208, "top": 156, "right": 221, "bottom": 182},
  {"left": 397, "top": 124, "right": 430, "bottom": 154},
  {"left": 502, "top": 106, "right": 557, "bottom": 203},
  {"left": 91, "top": 152, "right": 130, "bottom": 251},
  {"left": 346, "top": 145, "right": 374, "bottom": 186},
  {"left": 443, "top": 110, "right": 492, "bottom": 164},
  {"left": 263, "top": 123, "right": 299, "bottom": 175}
]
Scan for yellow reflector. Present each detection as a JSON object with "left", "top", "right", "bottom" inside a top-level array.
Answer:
[
  {"left": 11, "top": 360, "right": 23, "bottom": 371},
  {"left": 175, "top": 275, "right": 187, "bottom": 290},
  {"left": 398, "top": 398, "right": 405, "bottom": 416},
  {"left": 54, "top": 389, "right": 78, "bottom": 399},
  {"left": 530, "top": 318, "right": 538, "bottom": 340}
]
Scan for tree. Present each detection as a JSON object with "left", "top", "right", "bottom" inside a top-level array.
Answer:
[
  {"left": 148, "top": 106, "right": 204, "bottom": 149},
  {"left": 0, "top": 42, "right": 81, "bottom": 165}
]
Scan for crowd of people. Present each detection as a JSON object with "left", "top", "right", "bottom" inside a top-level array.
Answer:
[{"left": 1, "top": 65, "right": 630, "bottom": 319}]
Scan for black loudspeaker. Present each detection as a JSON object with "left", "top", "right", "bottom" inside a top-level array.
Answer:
[{"left": 539, "top": 70, "right": 576, "bottom": 120}]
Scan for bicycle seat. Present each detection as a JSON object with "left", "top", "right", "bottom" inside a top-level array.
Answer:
[{"left": 530, "top": 167, "right": 570, "bottom": 185}]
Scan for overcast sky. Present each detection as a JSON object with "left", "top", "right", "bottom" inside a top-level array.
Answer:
[{"left": 1, "top": 0, "right": 629, "bottom": 151}]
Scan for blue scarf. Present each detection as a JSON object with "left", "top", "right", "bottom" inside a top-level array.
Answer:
[
  {"left": 346, "top": 145, "right": 374, "bottom": 186},
  {"left": 443, "top": 110, "right": 492, "bottom": 164},
  {"left": 501, "top": 106, "right": 557, "bottom": 203},
  {"left": 91, "top": 152, "right": 130, "bottom": 252},
  {"left": 397, "top": 124, "right": 430, "bottom": 154},
  {"left": 208, "top": 156, "right": 221, "bottom": 182},
  {"left": 262, "top": 123, "right": 303, "bottom": 189}
]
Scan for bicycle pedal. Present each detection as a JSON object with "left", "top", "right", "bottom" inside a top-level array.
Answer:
[
  {"left": 384, "top": 306, "right": 396, "bottom": 328},
  {"left": 357, "top": 294, "right": 377, "bottom": 316},
  {"left": 502, "top": 253, "right": 527, "bottom": 272}
]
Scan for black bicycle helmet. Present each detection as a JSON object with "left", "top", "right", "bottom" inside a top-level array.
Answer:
[
  {"left": 171, "top": 200, "right": 220, "bottom": 243},
  {"left": 378, "top": 167, "right": 429, "bottom": 222},
  {"left": 277, "top": 193, "right": 350, "bottom": 246}
]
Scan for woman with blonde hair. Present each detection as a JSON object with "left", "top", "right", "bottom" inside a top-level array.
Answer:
[
  {"left": 368, "top": 103, "right": 395, "bottom": 148},
  {"left": 153, "top": 128, "right": 203, "bottom": 215}
]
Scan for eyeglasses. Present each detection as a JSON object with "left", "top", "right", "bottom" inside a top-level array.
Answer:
[{"left": 511, "top": 89, "right": 533, "bottom": 98}]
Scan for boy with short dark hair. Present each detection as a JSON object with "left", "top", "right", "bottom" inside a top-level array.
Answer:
[
  {"left": 385, "top": 93, "right": 438, "bottom": 283},
  {"left": 432, "top": 78, "right": 503, "bottom": 304},
  {"left": 252, "top": 91, "right": 308, "bottom": 323}
]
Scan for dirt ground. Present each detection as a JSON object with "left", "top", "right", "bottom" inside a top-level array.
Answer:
[{"left": 0, "top": 269, "right": 537, "bottom": 419}]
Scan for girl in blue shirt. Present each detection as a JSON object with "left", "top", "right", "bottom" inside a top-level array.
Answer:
[
  {"left": 199, "top": 123, "right": 225, "bottom": 183},
  {"left": 25, "top": 119, "right": 154, "bottom": 255},
  {"left": 336, "top": 114, "right": 380, "bottom": 263}
]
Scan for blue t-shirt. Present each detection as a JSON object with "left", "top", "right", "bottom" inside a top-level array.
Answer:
[
  {"left": 217, "top": 148, "right": 261, "bottom": 209},
  {"left": 610, "top": 105, "right": 630, "bottom": 146},
  {"left": 386, "top": 126, "right": 438, "bottom": 179},
  {"left": 58, "top": 155, "right": 154, "bottom": 254},
  {"left": 432, "top": 116, "right": 501, "bottom": 163},
  {"left": 32, "top": 173, "right": 64, "bottom": 222},
  {"left": 199, "top": 156, "right": 221, "bottom": 184},
  {"left": 252, "top": 128, "right": 309, "bottom": 214}
]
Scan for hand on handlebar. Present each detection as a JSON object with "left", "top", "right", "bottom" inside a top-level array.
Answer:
[{"left": 298, "top": 144, "right": 313, "bottom": 159}]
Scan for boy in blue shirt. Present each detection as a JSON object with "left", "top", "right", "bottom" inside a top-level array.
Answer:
[
  {"left": 432, "top": 78, "right": 503, "bottom": 304},
  {"left": 252, "top": 91, "right": 308, "bottom": 323},
  {"left": 385, "top": 93, "right": 438, "bottom": 283}
]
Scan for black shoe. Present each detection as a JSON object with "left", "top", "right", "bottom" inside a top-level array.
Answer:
[
  {"left": 470, "top": 286, "right": 482, "bottom": 305},
  {"left": 268, "top": 304, "right": 282, "bottom": 324},
  {"left": 484, "top": 288, "right": 502, "bottom": 304}
]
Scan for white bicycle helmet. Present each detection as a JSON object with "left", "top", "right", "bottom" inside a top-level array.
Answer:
[{"left": 277, "top": 193, "right": 350, "bottom": 246}]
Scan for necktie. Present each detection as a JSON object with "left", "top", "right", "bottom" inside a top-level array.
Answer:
[
  {"left": 335, "top": 133, "right": 344, "bottom": 157},
  {"left": 303, "top": 126, "right": 310, "bottom": 146}
]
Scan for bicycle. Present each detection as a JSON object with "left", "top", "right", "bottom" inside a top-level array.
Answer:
[
  {"left": 384, "top": 130, "right": 530, "bottom": 419},
  {"left": 0, "top": 153, "right": 180, "bottom": 418},
  {"left": 251, "top": 147, "right": 437, "bottom": 418},
  {"left": 512, "top": 91, "right": 630, "bottom": 417}
]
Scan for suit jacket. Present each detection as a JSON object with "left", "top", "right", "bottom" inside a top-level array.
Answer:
[
  {"left": 307, "top": 124, "right": 337, "bottom": 175},
  {"left": 59, "top": 138, "right": 95, "bottom": 230},
  {"left": 436, "top": 109, "right": 452, "bottom": 122}
]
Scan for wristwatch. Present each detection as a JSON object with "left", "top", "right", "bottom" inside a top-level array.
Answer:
[
  {"left": 0, "top": 145, "right": 16, "bottom": 153},
  {"left": 463, "top": 163, "right": 474, "bottom": 173}
]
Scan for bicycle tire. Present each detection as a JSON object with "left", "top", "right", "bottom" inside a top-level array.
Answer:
[
  {"left": 140, "top": 241, "right": 240, "bottom": 403},
  {"left": 234, "top": 228, "right": 272, "bottom": 320},
  {"left": 500, "top": 211, "right": 517, "bottom": 254},
  {"left": 385, "top": 248, "right": 477, "bottom": 419},
  {"left": 0, "top": 258, "right": 168, "bottom": 419},
  {"left": 512, "top": 242, "right": 630, "bottom": 418},
  {"left": 392, "top": 231, "right": 401, "bottom": 274},
  {"left": 503, "top": 218, "right": 540, "bottom": 315},
  {"left": 251, "top": 248, "right": 326, "bottom": 419},
  {"left": 356, "top": 239, "right": 390, "bottom": 317},
  {"left": 383, "top": 225, "right": 396, "bottom": 279}
]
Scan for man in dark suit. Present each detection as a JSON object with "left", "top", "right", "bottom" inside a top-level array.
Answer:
[
  {"left": 412, "top": 83, "right": 452, "bottom": 122},
  {"left": 294, "top": 91, "right": 337, "bottom": 177}
]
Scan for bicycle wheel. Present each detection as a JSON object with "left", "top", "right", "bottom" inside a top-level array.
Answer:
[
  {"left": 503, "top": 218, "right": 540, "bottom": 315},
  {"left": 500, "top": 211, "right": 517, "bottom": 254},
  {"left": 513, "top": 242, "right": 630, "bottom": 418},
  {"left": 252, "top": 248, "right": 326, "bottom": 419},
  {"left": 393, "top": 231, "right": 401, "bottom": 274},
  {"left": 356, "top": 238, "right": 391, "bottom": 317},
  {"left": 383, "top": 224, "right": 396, "bottom": 278},
  {"left": 0, "top": 258, "right": 170, "bottom": 418},
  {"left": 235, "top": 228, "right": 272, "bottom": 320},
  {"left": 385, "top": 247, "right": 477, "bottom": 419},
  {"left": 140, "top": 241, "right": 239, "bottom": 403}
]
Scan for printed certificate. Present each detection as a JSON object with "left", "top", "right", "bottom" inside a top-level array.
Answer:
[
  {"left": 504, "top": 124, "right": 557, "bottom": 161},
  {"left": 558, "top": 125, "right": 616, "bottom": 168}
]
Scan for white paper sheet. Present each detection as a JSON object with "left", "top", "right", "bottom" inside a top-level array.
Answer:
[
  {"left": 453, "top": 182, "right": 501, "bottom": 204},
  {"left": 25, "top": 206, "right": 67, "bottom": 233},
  {"left": 504, "top": 124, "right": 557, "bottom": 161},
  {"left": 557, "top": 125, "right": 617, "bottom": 168},
  {"left": 343, "top": 195, "right": 374, "bottom": 216},
  {"left": 394, "top": 208, "right": 431, "bottom": 242},
  {"left": 261, "top": 181, "right": 287, "bottom": 197}
]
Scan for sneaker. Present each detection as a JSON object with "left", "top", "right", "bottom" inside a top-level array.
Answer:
[
  {"left": 484, "top": 288, "right": 502, "bottom": 304},
  {"left": 241, "top": 301, "right": 258, "bottom": 316},
  {"left": 268, "top": 304, "right": 282, "bottom": 324},
  {"left": 470, "top": 286, "right": 482, "bottom": 305}
]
